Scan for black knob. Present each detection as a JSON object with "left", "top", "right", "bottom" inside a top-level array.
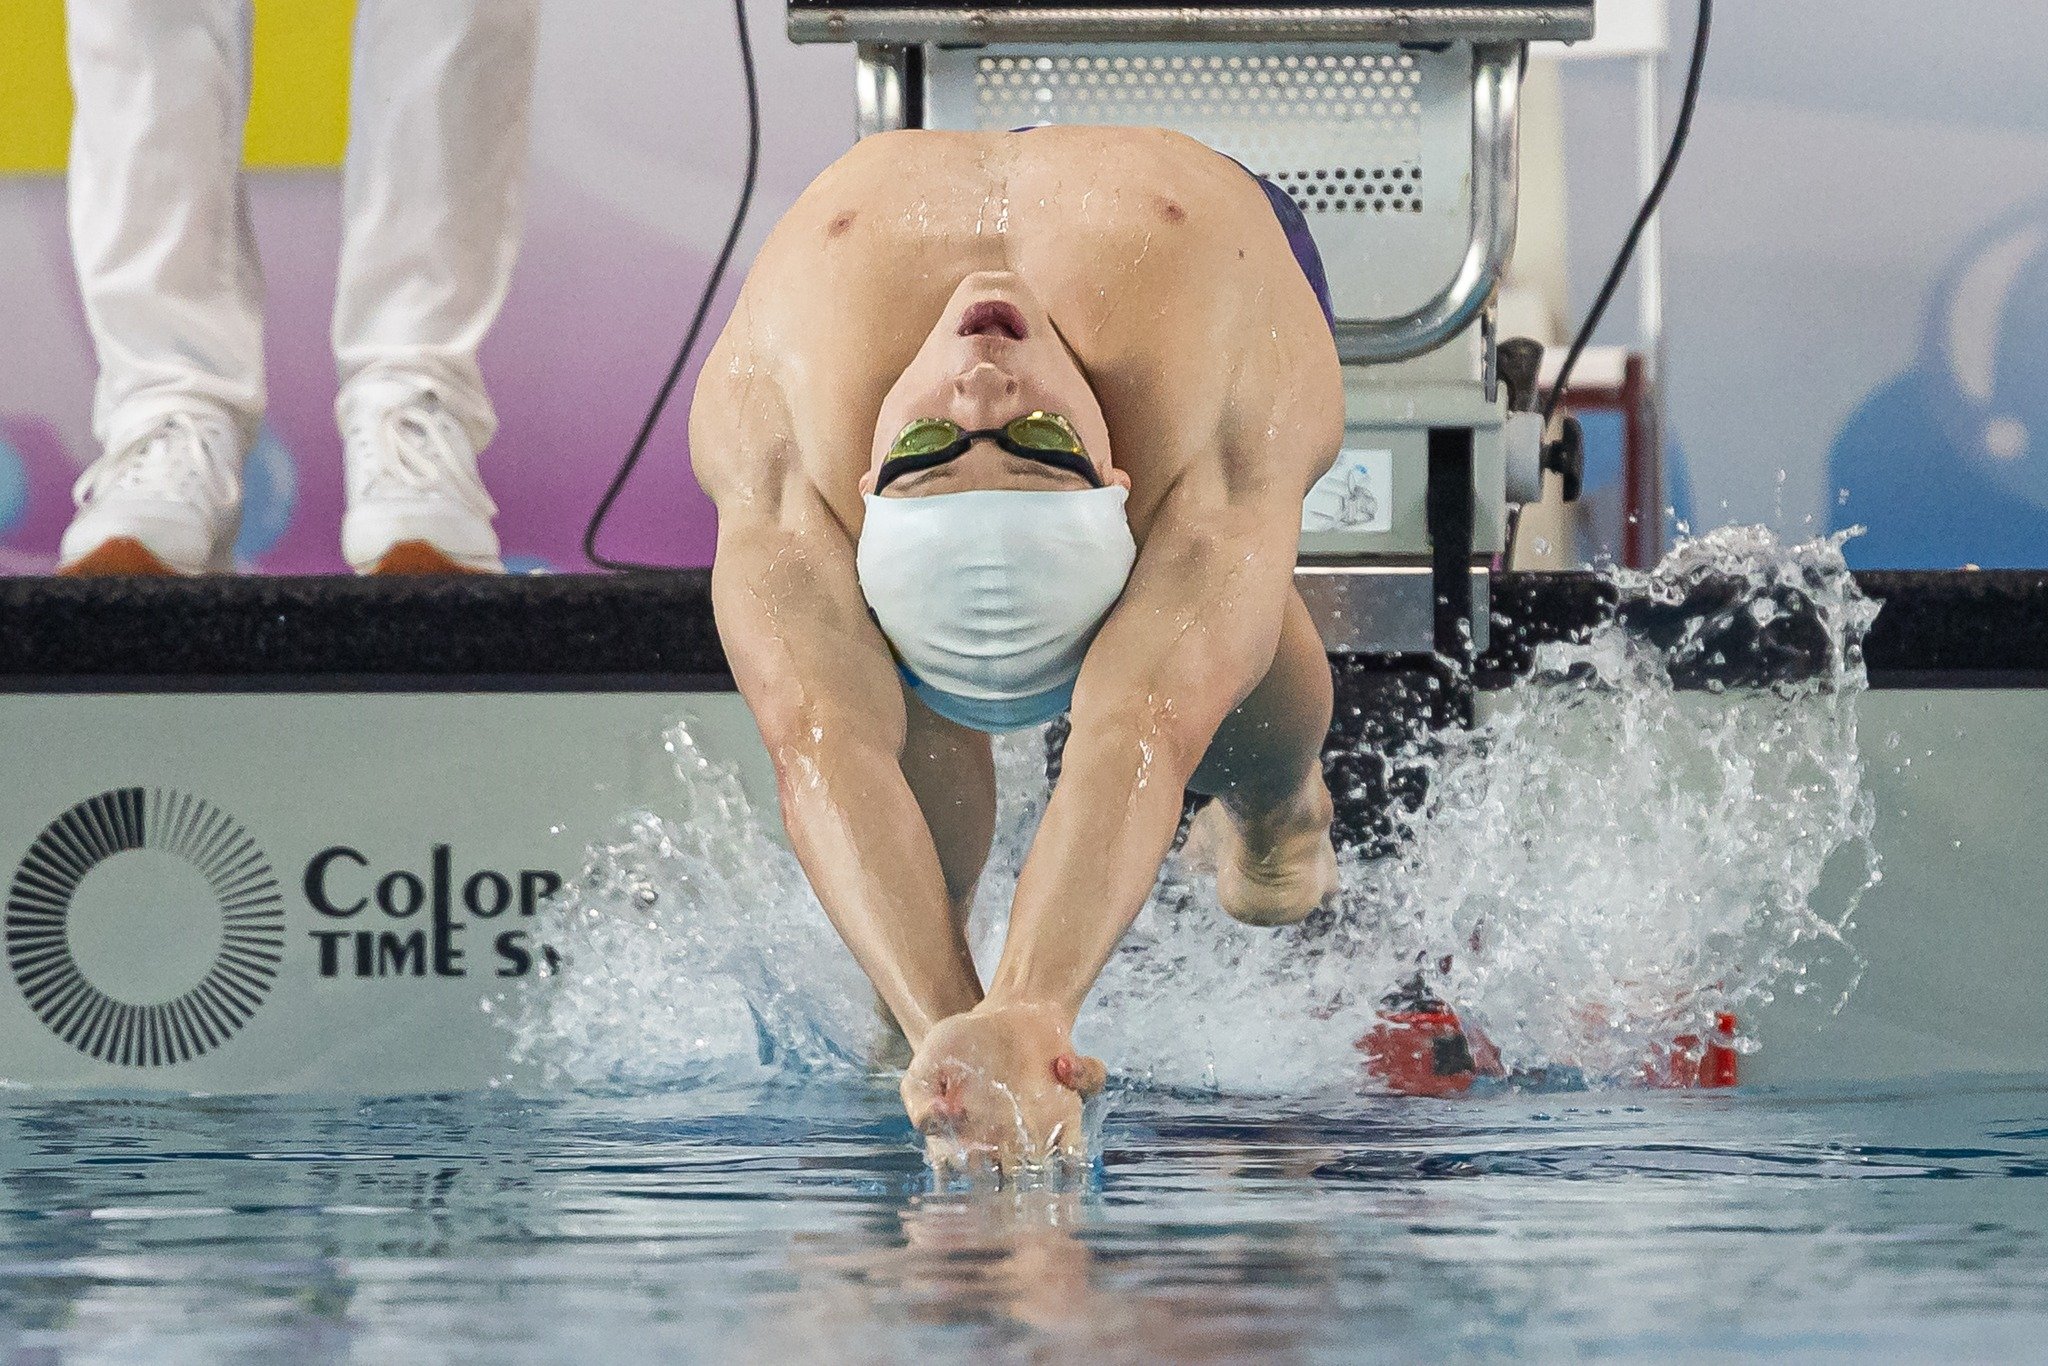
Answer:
[
  {"left": 1496, "top": 337, "right": 1545, "bottom": 414},
  {"left": 1542, "top": 414, "right": 1585, "bottom": 504}
]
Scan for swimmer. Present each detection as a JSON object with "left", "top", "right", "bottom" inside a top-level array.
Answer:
[{"left": 692, "top": 126, "right": 1344, "bottom": 1171}]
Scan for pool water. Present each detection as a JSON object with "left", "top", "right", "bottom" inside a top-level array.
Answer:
[{"left": 4, "top": 1075, "right": 2047, "bottom": 1361}]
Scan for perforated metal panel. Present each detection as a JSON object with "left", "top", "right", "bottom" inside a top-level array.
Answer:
[
  {"left": 972, "top": 51, "right": 1425, "bottom": 209},
  {"left": 923, "top": 42, "right": 1476, "bottom": 319}
]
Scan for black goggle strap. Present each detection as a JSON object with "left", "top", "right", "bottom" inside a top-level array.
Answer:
[
  {"left": 996, "top": 438, "right": 1103, "bottom": 489},
  {"left": 873, "top": 443, "right": 967, "bottom": 493},
  {"left": 875, "top": 426, "right": 1102, "bottom": 494}
]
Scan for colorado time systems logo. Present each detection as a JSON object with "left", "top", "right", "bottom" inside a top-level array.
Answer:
[{"left": 5, "top": 788, "right": 285, "bottom": 1066}]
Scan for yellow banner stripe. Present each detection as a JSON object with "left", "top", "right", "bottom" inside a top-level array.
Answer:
[{"left": 0, "top": 0, "right": 355, "bottom": 176}]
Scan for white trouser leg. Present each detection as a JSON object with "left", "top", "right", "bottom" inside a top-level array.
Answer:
[
  {"left": 333, "top": 0, "right": 539, "bottom": 449},
  {"left": 65, "top": 0, "right": 263, "bottom": 453}
]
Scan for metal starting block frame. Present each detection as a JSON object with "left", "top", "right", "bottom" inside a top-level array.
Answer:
[{"left": 790, "top": 0, "right": 1594, "bottom": 708}]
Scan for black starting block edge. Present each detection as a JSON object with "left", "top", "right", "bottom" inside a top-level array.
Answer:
[{"left": 0, "top": 569, "right": 2042, "bottom": 694}]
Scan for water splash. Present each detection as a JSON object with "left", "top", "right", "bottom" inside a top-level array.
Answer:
[
  {"left": 1415, "top": 526, "right": 1881, "bottom": 1080},
  {"left": 507, "top": 527, "right": 1879, "bottom": 1095},
  {"left": 501, "top": 735, "right": 884, "bottom": 1088}
]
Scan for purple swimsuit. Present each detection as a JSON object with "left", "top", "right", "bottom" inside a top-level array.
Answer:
[{"left": 1249, "top": 171, "right": 1338, "bottom": 333}]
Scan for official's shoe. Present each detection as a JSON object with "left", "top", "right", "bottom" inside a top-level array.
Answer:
[
  {"left": 57, "top": 411, "right": 245, "bottom": 576},
  {"left": 340, "top": 386, "right": 504, "bottom": 575}
]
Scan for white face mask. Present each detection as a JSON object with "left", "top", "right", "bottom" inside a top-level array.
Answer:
[{"left": 857, "top": 486, "right": 1138, "bottom": 733}]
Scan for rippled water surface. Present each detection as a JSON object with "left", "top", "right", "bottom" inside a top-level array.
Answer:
[{"left": 5, "top": 1077, "right": 2047, "bottom": 1362}]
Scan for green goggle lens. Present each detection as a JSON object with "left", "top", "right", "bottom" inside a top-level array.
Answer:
[
  {"left": 886, "top": 412, "right": 1086, "bottom": 461},
  {"left": 891, "top": 418, "right": 968, "bottom": 459},
  {"left": 877, "top": 410, "right": 1100, "bottom": 493},
  {"left": 1004, "top": 412, "right": 1085, "bottom": 455}
]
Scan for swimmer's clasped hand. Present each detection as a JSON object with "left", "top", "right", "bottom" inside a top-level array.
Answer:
[{"left": 901, "top": 1001, "right": 1106, "bottom": 1175}]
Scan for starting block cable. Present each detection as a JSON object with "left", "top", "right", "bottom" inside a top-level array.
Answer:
[
  {"left": 583, "top": 0, "right": 763, "bottom": 572},
  {"left": 1511, "top": 0, "right": 1711, "bottom": 569},
  {"left": 1543, "top": 0, "right": 1713, "bottom": 430}
]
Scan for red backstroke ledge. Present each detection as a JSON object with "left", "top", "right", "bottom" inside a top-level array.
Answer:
[
  {"left": 1359, "top": 1008, "right": 1739, "bottom": 1095},
  {"left": 1644, "top": 1012, "right": 1741, "bottom": 1089}
]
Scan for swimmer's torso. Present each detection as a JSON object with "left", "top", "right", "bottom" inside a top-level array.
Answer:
[{"left": 698, "top": 125, "right": 1342, "bottom": 536}]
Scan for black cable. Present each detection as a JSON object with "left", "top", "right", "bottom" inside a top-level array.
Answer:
[
  {"left": 583, "top": 0, "right": 762, "bottom": 572},
  {"left": 1541, "top": 0, "right": 1712, "bottom": 430}
]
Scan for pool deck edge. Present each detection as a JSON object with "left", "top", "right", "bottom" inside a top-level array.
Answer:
[{"left": 0, "top": 568, "right": 2041, "bottom": 693}]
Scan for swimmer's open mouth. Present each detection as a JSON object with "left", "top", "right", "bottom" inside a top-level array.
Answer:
[{"left": 958, "top": 301, "right": 1028, "bottom": 341}]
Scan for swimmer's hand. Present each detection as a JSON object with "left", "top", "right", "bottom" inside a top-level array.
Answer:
[{"left": 901, "top": 1001, "right": 1107, "bottom": 1176}]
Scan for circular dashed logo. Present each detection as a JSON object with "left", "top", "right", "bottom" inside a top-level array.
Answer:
[{"left": 6, "top": 789, "right": 285, "bottom": 1066}]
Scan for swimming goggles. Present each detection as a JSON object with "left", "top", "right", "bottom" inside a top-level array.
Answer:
[{"left": 875, "top": 411, "right": 1101, "bottom": 493}]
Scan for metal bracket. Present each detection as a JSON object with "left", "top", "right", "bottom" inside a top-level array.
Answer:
[
  {"left": 1332, "top": 44, "right": 1521, "bottom": 365},
  {"left": 1296, "top": 564, "right": 1490, "bottom": 656},
  {"left": 792, "top": 5, "right": 1595, "bottom": 45},
  {"left": 1426, "top": 426, "right": 1477, "bottom": 727},
  {"left": 855, "top": 43, "right": 917, "bottom": 136}
]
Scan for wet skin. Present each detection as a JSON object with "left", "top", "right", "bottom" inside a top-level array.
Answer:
[{"left": 691, "top": 126, "right": 1345, "bottom": 1170}]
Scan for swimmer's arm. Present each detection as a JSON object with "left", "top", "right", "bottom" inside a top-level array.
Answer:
[
  {"left": 696, "top": 423, "right": 982, "bottom": 1048},
  {"left": 986, "top": 481, "right": 1303, "bottom": 1020}
]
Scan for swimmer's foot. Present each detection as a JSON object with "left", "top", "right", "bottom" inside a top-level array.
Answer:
[{"left": 1188, "top": 783, "right": 1339, "bottom": 927}]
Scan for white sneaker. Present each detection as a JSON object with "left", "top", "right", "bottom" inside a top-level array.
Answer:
[
  {"left": 340, "top": 387, "right": 504, "bottom": 575},
  {"left": 58, "top": 411, "right": 245, "bottom": 576}
]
